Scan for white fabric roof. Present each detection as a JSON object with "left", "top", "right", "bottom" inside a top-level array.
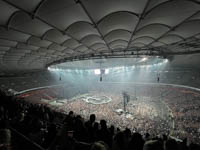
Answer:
[{"left": 0, "top": 0, "right": 200, "bottom": 71}]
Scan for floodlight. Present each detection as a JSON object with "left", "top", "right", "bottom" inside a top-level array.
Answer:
[
  {"left": 140, "top": 57, "right": 147, "bottom": 62},
  {"left": 105, "top": 69, "right": 109, "bottom": 74},
  {"left": 163, "top": 59, "right": 168, "bottom": 63},
  {"left": 94, "top": 69, "right": 101, "bottom": 75}
]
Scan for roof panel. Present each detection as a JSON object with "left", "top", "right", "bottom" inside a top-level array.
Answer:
[
  {"left": 133, "top": 24, "right": 169, "bottom": 40},
  {"left": 0, "top": 1, "right": 18, "bottom": 25},
  {"left": 0, "top": 0, "right": 200, "bottom": 71},
  {"left": 0, "top": 39, "right": 18, "bottom": 47},
  {"left": 43, "top": 29, "right": 70, "bottom": 44},
  {"left": 98, "top": 11, "right": 139, "bottom": 35},
  {"left": 66, "top": 22, "right": 99, "bottom": 40},
  {"left": 82, "top": 0, "right": 148, "bottom": 22},
  {"left": 38, "top": 1, "right": 91, "bottom": 30},
  {"left": 139, "top": 0, "right": 200, "bottom": 29},
  {"left": 10, "top": 12, "right": 53, "bottom": 37},
  {"left": 6, "top": 0, "right": 42, "bottom": 12},
  {"left": 169, "top": 20, "right": 200, "bottom": 38},
  {"left": 28, "top": 36, "right": 52, "bottom": 48},
  {"left": 104, "top": 30, "right": 131, "bottom": 43},
  {"left": 0, "top": 27, "right": 31, "bottom": 42}
]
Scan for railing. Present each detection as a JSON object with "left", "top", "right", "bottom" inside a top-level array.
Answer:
[{"left": 10, "top": 127, "right": 45, "bottom": 150}]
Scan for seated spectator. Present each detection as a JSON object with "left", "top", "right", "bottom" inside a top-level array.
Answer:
[
  {"left": 165, "top": 139, "right": 178, "bottom": 150},
  {"left": 98, "top": 120, "right": 112, "bottom": 148},
  {"left": 128, "top": 132, "right": 144, "bottom": 150},
  {"left": 86, "top": 114, "right": 96, "bottom": 127},
  {"left": 112, "top": 132, "right": 125, "bottom": 150}
]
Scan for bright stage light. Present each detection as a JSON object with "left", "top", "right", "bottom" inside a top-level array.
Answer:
[
  {"left": 163, "top": 59, "right": 168, "bottom": 63},
  {"left": 48, "top": 67, "right": 59, "bottom": 71},
  {"left": 105, "top": 69, "right": 109, "bottom": 74},
  {"left": 94, "top": 69, "right": 101, "bottom": 75},
  {"left": 140, "top": 57, "right": 147, "bottom": 62}
]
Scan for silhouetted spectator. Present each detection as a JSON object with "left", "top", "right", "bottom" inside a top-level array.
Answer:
[
  {"left": 98, "top": 120, "right": 112, "bottom": 148},
  {"left": 128, "top": 132, "right": 144, "bottom": 150},
  {"left": 165, "top": 139, "right": 178, "bottom": 150}
]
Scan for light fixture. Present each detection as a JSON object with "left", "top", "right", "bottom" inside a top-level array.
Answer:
[
  {"left": 94, "top": 69, "right": 101, "bottom": 75},
  {"left": 140, "top": 57, "right": 147, "bottom": 62},
  {"left": 163, "top": 59, "right": 168, "bottom": 63},
  {"left": 105, "top": 69, "right": 109, "bottom": 74}
]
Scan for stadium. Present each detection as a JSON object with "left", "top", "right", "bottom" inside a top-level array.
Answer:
[{"left": 0, "top": 0, "right": 200, "bottom": 150}]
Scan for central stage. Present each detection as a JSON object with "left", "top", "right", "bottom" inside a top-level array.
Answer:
[{"left": 79, "top": 93, "right": 112, "bottom": 104}]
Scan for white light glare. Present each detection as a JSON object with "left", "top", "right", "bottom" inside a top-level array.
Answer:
[
  {"left": 94, "top": 69, "right": 101, "bottom": 75},
  {"left": 140, "top": 57, "right": 147, "bottom": 62},
  {"left": 105, "top": 69, "right": 109, "bottom": 74},
  {"left": 48, "top": 67, "right": 59, "bottom": 71},
  {"left": 164, "top": 59, "right": 168, "bottom": 63}
]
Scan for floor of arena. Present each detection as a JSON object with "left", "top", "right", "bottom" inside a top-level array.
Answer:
[
  {"left": 41, "top": 92, "right": 173, "bottom": 136},
  {"left": 20, "top": 84, "right": 200, "bottom": 144}
]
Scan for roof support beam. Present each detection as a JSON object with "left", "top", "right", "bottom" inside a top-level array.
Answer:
[
  {"left": 126, "top": 0, "right": 151, "bottom": 50},
  {"left": 2, "top": 0, "right": 96, "bottom": 53},
  {"left": 47, "top": 48, "right": 200, "bottom": 67},
  {"left": 32, "top": 0, "right": 47, "bottom": 19},
  {"left": 76, "top": 0, "right": 111, "bottom": 51},
  {"left": 146, "top": 10, "right": 200, "bottom": 47}
]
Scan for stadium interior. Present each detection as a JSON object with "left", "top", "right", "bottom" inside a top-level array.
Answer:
[{"left": 1, "top": 0, "right": 200, "bottom": 150}]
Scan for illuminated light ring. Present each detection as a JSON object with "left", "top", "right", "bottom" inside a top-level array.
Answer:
[{"left": 82, "top": 94, "right": 112, "bottom": 104}]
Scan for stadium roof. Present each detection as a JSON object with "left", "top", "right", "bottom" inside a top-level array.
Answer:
[{"left": 0, "top": 0, "right": 200, "bottom": 71}]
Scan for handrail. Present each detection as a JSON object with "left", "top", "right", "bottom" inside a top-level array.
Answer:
[{"left": 9, "top": 127, "right": 45, "bottom": 150}]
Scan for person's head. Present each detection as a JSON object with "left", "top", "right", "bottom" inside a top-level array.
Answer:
[
  {"left": 109, "top": 125, "right": 115, "bottom": 135},
  {"left": 90, "top": 114, "right": 96, "bottom": 123},
  {"left": 117, "top": 128, "right": 120, "bottom": 132},
  {"left": 145, "top": 133, "right": 150, "bottom": 139},
  {"left": 100, "top": 120, "right": 107, "bottom": 129},
  {"left": 124, "top": 128, "right": 131, "bottom": 138},
  {"left": 90, "top": 141, "right": 109, "bottom": 150},
  {"left": 69, "top": 111, "right": 74, "bottom": 116}
]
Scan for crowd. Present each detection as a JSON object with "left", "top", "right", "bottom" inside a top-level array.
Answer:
[
  {"left": 0, "top": 89, "right": 64, "bottom": 150},
  {"left": 162, "top": 87, "right": 200, "bottom": 144},
  {"left": 55, "top": 84, "right": 200, "bottom": 145},
  {"left": 1, "top": 84, "right": 200, "bottom": 150},
  {"left": 58, "top": 92, "right": 172, "bottom": 136}
]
